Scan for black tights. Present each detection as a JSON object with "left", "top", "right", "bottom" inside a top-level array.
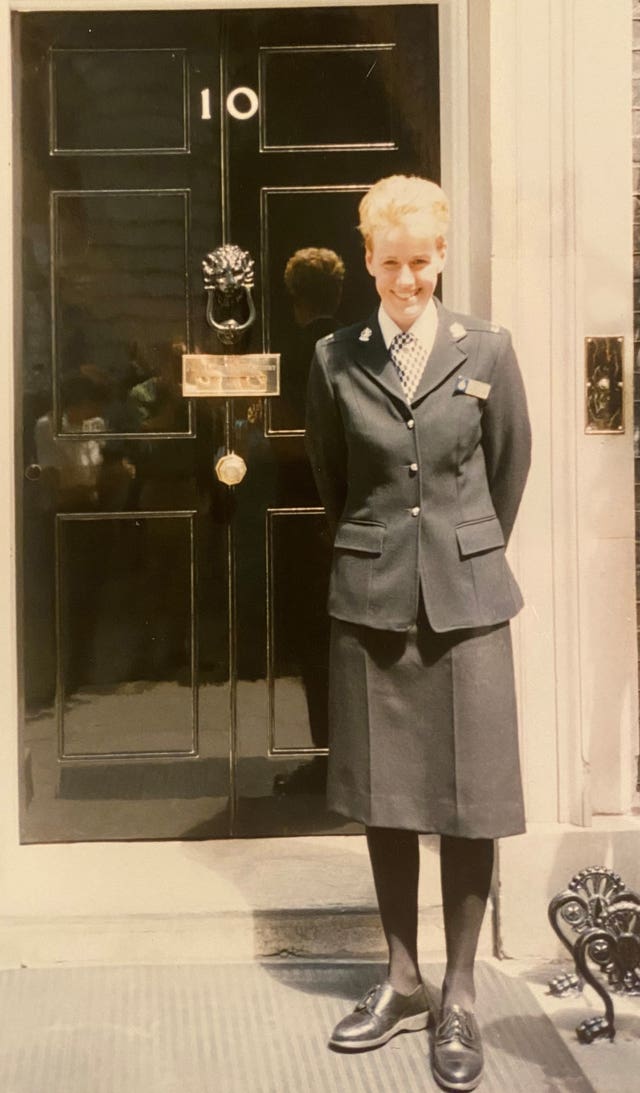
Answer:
[{"left": 365, "top": 826, "right": 494, "bottom": 1009}]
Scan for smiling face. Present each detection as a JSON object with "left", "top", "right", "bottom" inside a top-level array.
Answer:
[{"left": 365, "top": 218, "right": 447, "bottom": 331}]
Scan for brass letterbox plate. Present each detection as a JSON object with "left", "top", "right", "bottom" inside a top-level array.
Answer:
[
  {"left": 585, "top": 336, "right": 624, "bottom": 434},
  {"left": 182, "top": 353, "right": 280, "bottom": 397}
]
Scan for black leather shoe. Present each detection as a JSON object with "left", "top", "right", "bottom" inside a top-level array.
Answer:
[
  {"left": 431, "top": 1005, "right": 484, "bottom": 1091},
  {"left": 329, "top": 981, "right": 431, "bottom": 1051}
]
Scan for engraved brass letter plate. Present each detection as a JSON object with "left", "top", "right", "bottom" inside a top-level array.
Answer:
[
  {"left": 585, "top": 337, "right": 624, "bottom": 433},
  {"left": 182, "top": 353, "right": 280, "bottom": 397}
]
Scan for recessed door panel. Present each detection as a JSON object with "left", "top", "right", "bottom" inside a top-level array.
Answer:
[
  {"left": 259, "top": 45, "right": 396, "bottom": 151},
  {"left": 52, "top": 189, "right": 191, "bottom": 435},
  {"left": 57, "top": 513, "right": 196, "bottom": 758},
  {"left": 15, "top": 5, "right": 440, "bottom": 842},
  {"left": 268, "top": 509, "right": 329, "bottom": 753},
  {"left": 261, "top": 186, "right": 371, "bottom": 434},
  {"left": 51, "top": 48, "right": 189, "bottom": 154}
]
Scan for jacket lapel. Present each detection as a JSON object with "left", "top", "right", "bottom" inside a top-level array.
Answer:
[
  {"left": 411, "top": 302, "right": 468, "bottom": 405},
  {"left": 353, "top": 304, "right": 469, "bottom": 406},
  {"left": 353, "top": 313, "right": 407, "bottom": 404}
]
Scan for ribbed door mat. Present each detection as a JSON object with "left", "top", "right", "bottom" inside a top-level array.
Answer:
[{"left": 0, "top": 961, "right": 595, "bottom": 1093}]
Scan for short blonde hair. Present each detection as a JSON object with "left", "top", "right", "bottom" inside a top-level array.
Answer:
[{"left": 358, "top": 175, "right": 450, "bottom": 250}]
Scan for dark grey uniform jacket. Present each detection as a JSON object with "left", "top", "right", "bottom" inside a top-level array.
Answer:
[{"left": 305, "top": 301, "right": 531, "bottom": 633}]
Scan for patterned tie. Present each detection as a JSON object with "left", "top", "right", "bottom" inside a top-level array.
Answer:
[{"left": 389, "top": 331, "right": 427, "bottom": 401}]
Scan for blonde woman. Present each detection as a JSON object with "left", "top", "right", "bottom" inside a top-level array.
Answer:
[{"left": 305, "top": 176, "right": 531, "bottom": 1091}]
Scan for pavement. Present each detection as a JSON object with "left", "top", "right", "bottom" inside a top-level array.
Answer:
[{"left": 0, "top": 957, "right": 637, "bottom": 1093}]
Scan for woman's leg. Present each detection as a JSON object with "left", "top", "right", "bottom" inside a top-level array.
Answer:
[
  {"left": 440, "top": 835, "right": 494, "bottom": 1009},
  {"left": 366, "top": 825, "right": 422, "bottom": 994},
  {"left": 328, "top": 825, "right": 428, "bottom": 1050}
]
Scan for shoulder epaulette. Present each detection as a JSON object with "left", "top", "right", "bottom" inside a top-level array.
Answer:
[{"left": 453, "top": 313, "right": 504, "bottom": 335}]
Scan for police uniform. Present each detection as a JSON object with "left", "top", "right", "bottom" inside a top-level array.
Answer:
[{"left": 305, "top": 299, "right": 531, "bottom": 837}]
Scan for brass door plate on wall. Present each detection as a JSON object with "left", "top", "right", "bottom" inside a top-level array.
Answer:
[
  {"left": 182, "top": 353, "right": 280, "bottom": 397},
  {"left": 585, "top": 336, "right": 624, "bottom": 434}
]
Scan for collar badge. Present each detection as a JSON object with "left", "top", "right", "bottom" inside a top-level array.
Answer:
[
  {"left": 449, "top": 321, "right": 466, "bottom": 340},
  {"left": 359, "top": 327, "right": 373, "bottom": 342}
]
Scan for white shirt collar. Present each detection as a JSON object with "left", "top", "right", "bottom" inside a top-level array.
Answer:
[{"left": 378, "top": 297, "right": 438, "bottom": 352}]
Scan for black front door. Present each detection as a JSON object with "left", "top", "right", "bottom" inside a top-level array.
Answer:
[{"left": 15, "top": 5, "right": 440, "bottom": 841}]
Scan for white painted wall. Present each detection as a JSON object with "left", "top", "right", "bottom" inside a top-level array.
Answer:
[
  {"left": 488, "top": 4, "right": 640, "bottom": 959},
  {"left": 490, "top": 0, "right": 638, "bottom": 827}
]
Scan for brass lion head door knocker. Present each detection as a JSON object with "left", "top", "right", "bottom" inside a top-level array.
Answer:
[
  {"left": 181, "top": 245, "right": 280, "bottom": 486},
  {"left": 202, "top": 244, "right": 256, "bottom": 347}
]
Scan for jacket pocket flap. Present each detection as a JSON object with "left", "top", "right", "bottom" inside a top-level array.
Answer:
[
  {"left": 456, "top": 515, "right": 505, "bottom": 557},
  {"left": 334, "top": 521, "right": 385, "bottom": 554}
]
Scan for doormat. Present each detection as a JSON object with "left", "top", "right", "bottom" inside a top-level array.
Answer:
[{"left": 0, "top": 960, "right": 595, "bottom": 1092}]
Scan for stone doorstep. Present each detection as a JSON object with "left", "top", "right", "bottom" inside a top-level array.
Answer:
[
  {"left": 0, "top": 833, "right": 493, "bottom": 967},
  {"left": 9, "top": 819, "right": 639, "bottom": 968},
  {"left": 0, "top": 902, "right": 495, "bottom": 968}
]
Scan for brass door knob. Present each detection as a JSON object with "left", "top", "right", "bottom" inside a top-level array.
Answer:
[{"left": 215, "top": 452, "right": 247, "bottom": 486}]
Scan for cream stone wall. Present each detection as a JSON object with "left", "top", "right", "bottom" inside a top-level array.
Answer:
[
  {"left": 0, "top": 0, "right": 636, "bottom": 964},
  {"left": 490, "top": 0, "right": 637, "bottom": 825},
  {"left": 491, "top": 0, "right": 640, "bottom": 958}
]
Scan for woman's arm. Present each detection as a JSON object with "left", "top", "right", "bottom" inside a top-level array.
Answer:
[
  {"left": 305, "top": 344, "right": 348, "bottom": 536},
  {"left": 481, "top": 330, "right": 532, "bottom": 544}
]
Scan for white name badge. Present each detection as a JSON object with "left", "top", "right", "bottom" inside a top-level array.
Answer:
[{"left": 455, "top": 376, "right": 491, "bottom": 400}]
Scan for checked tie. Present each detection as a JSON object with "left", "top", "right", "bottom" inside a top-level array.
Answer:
[{"left": 389, "top": 331, "right": 427, "bottom": 402}]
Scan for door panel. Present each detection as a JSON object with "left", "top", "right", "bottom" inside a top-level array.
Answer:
[
  {"left": 52, "top": 189, "right": 192, "bottom": 436},
  {"left": 57, "top": 513, "right": 196, "bottom": 758},
  {"left": 51, "top": 48, "right": 189, "bottom": 155},
  {"left": 15, "top": 6, "right": 440, "bottom": 842},
  {"left": 262, "top": 185, "right": 371, "bottom": 433},
  {"left": 259, "top": 44, "right": 396, "bottom": 152}
]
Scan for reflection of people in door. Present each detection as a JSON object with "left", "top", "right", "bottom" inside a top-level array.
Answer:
[
  {"left": 127, "top": 341, "right": 194, "bottom": 510},
  {"left": 28, "top": 372, "right": 108, "bottom": 704},
  {"left": 35, "top": 372, "right": 107, "bottom": 511},
  {"left": 127, "top": 340, "right": 187, "bottom": 434},
  {"left": 34, "top": 371, "right": 138, "bottom": 695},
  {"left": 270, "top": 248, "right": 345, "bottom": 793},
  {"left": 274, "top": 247, "right": 345, "bottom": 431}
]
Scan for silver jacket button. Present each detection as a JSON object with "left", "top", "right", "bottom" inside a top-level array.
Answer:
[
  {"left": 409, "top": 462, "right": 418, "bottom": 473},
  {"left": 407, "top": 418, "right": 415, "bottom": 429},
  {"left": 411, "top": 506, "right": 420, "bottom": 517}
]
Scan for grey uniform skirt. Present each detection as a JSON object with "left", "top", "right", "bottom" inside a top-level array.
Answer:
[{"left": 327, "top": 602, "right": 525, "bottom": 839}]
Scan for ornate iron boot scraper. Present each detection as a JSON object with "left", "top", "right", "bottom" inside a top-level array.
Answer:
[{"left": 547, "top": 866, "right": 640, "bottom": 1043}]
